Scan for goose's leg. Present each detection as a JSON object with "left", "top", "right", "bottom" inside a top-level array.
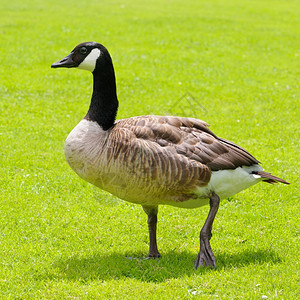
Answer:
[
  {"left": 142, "top": 205, "right": 161, "bottom": 258},
  {"left": 195, "top": 192, "right": 220, "bottom": 269}
]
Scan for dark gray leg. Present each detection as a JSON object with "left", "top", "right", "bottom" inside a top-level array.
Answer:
[
  {"left": 194, "top": 193, "right": 220, "bottom": 269},
  {"left": 142, "top": 205, "right": 161, "bottom": 258}
]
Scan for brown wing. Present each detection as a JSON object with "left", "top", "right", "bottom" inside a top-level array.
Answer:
[{"left": 114, "top": 115, "right": 259, "bottom": 171}]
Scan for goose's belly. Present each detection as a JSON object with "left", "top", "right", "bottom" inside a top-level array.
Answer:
[
  {"left": 66, "top": 155, "right": 261, "bottom": 208},
  {"left": 65, "top": 146, "right": 200, "bottom": 206}
]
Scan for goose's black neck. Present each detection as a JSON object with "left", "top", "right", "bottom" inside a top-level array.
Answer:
[{"left": 84, "top": 60, "right": 119, "bottom": 130}]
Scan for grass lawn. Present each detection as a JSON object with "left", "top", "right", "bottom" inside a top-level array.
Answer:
[{"left": 0, "top": 0, "right": 299, "bottom": 298}]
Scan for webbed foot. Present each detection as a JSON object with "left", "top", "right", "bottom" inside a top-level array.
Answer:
[{"left": 194, "top": 235, "right": 216, "bottom": 269}]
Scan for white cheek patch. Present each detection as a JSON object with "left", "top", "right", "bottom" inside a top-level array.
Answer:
[{"left": 78, "top": 48, "right": 101, "bottom": 72}]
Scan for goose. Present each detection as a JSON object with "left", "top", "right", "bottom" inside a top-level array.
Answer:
[{"left": 51, "top": 42, "right": 289, "bottom": 269}]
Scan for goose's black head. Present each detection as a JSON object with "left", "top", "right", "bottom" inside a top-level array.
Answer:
[
  {"left": 52, "top": 42, "right": 118, "bottom": 130},
  {"left": 51, "top": 42, "right": 111, "bottom": 73}
]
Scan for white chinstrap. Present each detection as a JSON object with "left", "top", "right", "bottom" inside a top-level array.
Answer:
[{"left": 78, "top": 48, "right": 101, "bottom": 72}]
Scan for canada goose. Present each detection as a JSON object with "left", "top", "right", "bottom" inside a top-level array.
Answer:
[{"left": 51, "top": 42, "right": 289, "bottom": 269}]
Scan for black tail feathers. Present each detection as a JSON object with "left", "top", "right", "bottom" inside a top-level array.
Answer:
[{"left": 252, "top": 171, "right": 290, "bottom": 185}]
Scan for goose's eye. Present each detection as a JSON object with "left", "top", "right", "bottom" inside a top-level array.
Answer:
[{"left": 79, "top": 47, "right": 88, "bottom": 55}]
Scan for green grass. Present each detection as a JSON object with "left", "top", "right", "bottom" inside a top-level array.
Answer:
[{"left": 0, "top": 0, "right": 299, "bottom": 298}]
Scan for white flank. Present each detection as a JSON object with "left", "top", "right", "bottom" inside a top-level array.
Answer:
[
  {"left": 172, "top": 165, "right": 264, "bottom": 209},
  {"left": 78, "top": 48, "right": 101, "bottom": 72},
  {"left": 205, "top": 165, "right": 264, "bottom": 200}
]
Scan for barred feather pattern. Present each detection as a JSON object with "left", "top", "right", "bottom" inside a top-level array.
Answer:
[{"left": 65, "top": 115, "right": 265, "bottom": 207}]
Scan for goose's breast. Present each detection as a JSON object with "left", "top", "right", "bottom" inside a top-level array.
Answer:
[{"left": 64, "top": 120, "right": 109, "bottom": 183}]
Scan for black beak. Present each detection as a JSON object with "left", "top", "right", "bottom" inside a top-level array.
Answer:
[{"left": 51, "top": 53, "right": 77, "bottom": 68}]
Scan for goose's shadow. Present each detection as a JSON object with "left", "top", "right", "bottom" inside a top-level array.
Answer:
[{"left": 50, "top": 248, "right": 281, "bottom": 282}]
